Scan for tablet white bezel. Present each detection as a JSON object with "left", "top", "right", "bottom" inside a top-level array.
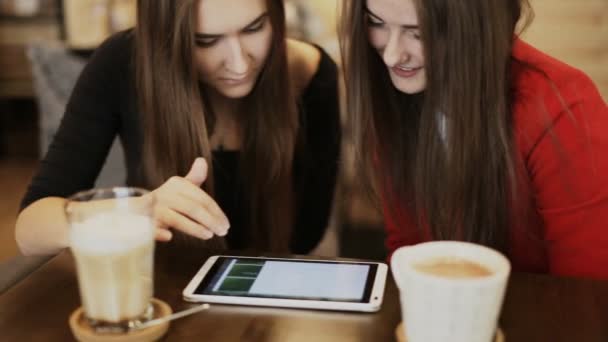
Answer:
[{"left": 182, "top": 255, "right": 388, "bottom": 312}]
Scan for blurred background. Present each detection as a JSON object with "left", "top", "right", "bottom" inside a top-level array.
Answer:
[{"left": 0, "top": 0, "right": 606, "bottom": 266}]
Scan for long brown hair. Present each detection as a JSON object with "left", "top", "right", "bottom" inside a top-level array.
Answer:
[
  {"left": 340, "top": 0, "right": 532, "bottom": 252},
  {"left": 136, "top": 0, "right": 297, "bottom": 252}
]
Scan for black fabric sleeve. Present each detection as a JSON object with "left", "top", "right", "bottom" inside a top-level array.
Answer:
[
  {"left": 20, "top": 32, "right": 132, "bottom": 210},
  {"left": 290, "top": 49, "right": 342, "bottom": 254}
]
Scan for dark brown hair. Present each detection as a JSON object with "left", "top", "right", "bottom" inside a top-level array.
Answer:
[
  {"left": 340, "top": 0, "right": 533, "bottom": 252},
  {"left": 135, "top": 0, "right": 297, "bottom": 252}
]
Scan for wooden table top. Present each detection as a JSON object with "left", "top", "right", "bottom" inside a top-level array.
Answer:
[{"left": 1, "top": 246, "right": 608, "bottom": 342}]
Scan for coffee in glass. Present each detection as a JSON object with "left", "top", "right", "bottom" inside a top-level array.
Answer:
[{"left": 67, "top": 187, "right": 155, "bottom": 333}]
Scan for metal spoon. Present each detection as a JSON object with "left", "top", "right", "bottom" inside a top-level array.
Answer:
[{"left": 134, "top": 303, "right": 211, "bottom": 330}]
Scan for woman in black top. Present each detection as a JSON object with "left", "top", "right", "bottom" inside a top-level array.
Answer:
[{"left": 16, "top": 0, "right": 340, "bottom": 255}]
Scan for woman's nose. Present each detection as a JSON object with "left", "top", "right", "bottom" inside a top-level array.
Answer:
[
  {"left": 224, "top": 37, "right": 249, "bottom": 75},
  {"left": 383, "top": 30, "right": 408, "bottom": 67}
]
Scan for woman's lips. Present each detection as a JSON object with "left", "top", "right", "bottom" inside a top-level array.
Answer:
[
  {"left": 391, "top": 65, "right": 423, "bottom": 78},
  {"left": 219, "top": 75, "right": 250, "bottom": 86}
]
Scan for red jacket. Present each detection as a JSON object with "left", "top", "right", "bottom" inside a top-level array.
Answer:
[{"left": 384, "top": 39, "right": 608, "bottom": 280}]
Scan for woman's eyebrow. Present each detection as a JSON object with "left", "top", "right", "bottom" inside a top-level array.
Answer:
[
  {"left": 241, "top": 13, "right": 269, "bottom": 31},
  {"left": 364, "top": 7, "right": 419, "bottom": 30},
  {"left": 364, "top": 7, "right": 384, "bottom": 22}
]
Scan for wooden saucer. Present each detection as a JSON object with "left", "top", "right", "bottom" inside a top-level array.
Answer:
[
  {"left": 395, "top": 322, "right": 505, "bottom": 342},
  {"left": 69, "top": 298, "right": 172, "bottom": 342}
]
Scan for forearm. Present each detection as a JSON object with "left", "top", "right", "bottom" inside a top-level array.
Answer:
[{"left": 15, "top": 197, "right": 70, "bottom": 256}]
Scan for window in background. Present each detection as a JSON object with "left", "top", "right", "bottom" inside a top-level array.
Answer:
[
  {"left": 62, "top": 0, "right": 135, "bottom": 50},
  {"left": 0, "top": 0, "right": 46, "bottom": 18}
]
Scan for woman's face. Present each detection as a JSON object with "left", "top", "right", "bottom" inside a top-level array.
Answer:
[
  {"left": 365, "top": 0, "right": 426, "bottom": 94},
  {"left": 195, "top": 0, "right": 273, "bottom": 99}
]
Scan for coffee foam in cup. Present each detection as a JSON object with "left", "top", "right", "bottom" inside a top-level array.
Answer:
[{"left": 70, "top": 212, "right": 154, "bottom": 255}]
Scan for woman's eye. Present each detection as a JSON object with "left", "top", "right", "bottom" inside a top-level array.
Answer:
[
  {"left": 366, "top": 16, "right": 384, "bottom": 27},
  {"left": 408, "top": 30, "right": 421, "bottom": 40},
  {"left": 243, "top": 20, "right": 265, "bottom": 33},
  {"left": 195, "top": 38, "right": 219, "bottom": 48}
]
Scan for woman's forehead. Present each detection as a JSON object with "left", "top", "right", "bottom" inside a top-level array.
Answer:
[
  {"left": 365, "top": 0, "right": 418, "bottom": 26},
  {"left": 197, "top": 0, "right": 268, "bottom": 34}
]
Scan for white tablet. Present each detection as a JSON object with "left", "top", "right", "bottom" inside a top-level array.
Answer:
[{"left": 182, "top": 255, "right": 388, "bottom": 312}]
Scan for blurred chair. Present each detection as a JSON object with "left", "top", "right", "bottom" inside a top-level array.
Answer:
[
  {"left": 27, "top": 42, "right": 126, "bottom": 187},
  {"left": 0, "top": 43, "right": 128, "bottom": 294}
]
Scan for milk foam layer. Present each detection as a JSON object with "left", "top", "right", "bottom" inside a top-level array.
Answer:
[
  {"left": 69, "top": 212, "right": 154, "bottom": 255},
  {"left": 69, "top": 212, "right": 155, "bottom": 323}
]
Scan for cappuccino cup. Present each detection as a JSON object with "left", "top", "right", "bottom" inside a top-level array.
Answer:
[
  {"left": 391, "top": 241, "right": 510, "bottom": 342},
  {"left": 67, "top": 187, "right": 155, "bottom": 333}
]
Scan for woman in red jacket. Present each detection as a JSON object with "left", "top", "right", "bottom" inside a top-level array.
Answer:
[{"left": 339, "top": 0, "right": 608, "bottom": 279}]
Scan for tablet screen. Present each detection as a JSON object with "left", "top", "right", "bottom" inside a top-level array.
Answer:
[{"left": 194, "top": 257, "right": 378, "bottom": 303}]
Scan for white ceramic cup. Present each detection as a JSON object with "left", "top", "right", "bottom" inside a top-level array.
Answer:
[{"left": 391, "top": 241, "right": 511, "bottom": 342}]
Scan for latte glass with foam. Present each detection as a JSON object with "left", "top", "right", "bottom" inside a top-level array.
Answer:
[{"left": 66, "top": 187, "right": 155, "bottom": 333}]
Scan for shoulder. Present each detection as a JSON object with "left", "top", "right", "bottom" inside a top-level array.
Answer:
[
  {"left": 96, "top": 29, "right": 134, "bottom": 54},
  {"left": 287, "top": 39, "right": 337, "bottom": 96},
  {"left": 85, "top": 30, "right": 134, "bottom": 76},
  {"left": 66, "top": 30, "right": 136, "bottom": 123},
  {"left": 511, "top": 40, "right": 608, "bottom": 155},
  {"left": 511, "top": 39, "right": 606, "bottom": 147},
  {"left": 72, "top": 30, "right": 135, "bottom": 99},
  {"left": 511, "top": 39, "right": 601, "bottom": 116},
  {"left": 287, "top": 39, "right": 320, "bottom": 91}
]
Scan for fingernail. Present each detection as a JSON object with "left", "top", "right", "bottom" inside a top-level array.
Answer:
[
  {"left": 217, "top": 226, "right": 229, "bottom": 237},
  {"left": 201, "top": 230, "right": 213, "bottom": 240},
  {"left": 221, "top": 221, "right": 230, "bottom": 234},
  {"left": 158, "top": 230, "right": 172, "bottom": 241}
]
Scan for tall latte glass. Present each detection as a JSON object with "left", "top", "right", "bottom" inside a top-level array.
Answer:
[{"left": 66, "top": 187, "right": 155, "bottom": 332}]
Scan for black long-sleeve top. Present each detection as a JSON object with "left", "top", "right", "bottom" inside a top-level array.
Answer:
[{"left": 21, "top": 31, "right": 341, "bottom": 254}]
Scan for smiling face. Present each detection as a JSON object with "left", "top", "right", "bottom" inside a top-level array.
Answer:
[
  {"left": 194, "top": 0, "right": 273, "bottom": 99},
  {"left": 365, "top": 0, "right": 426, "bottom": 94}
]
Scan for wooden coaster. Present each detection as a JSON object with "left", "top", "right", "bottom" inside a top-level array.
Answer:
[
  {"left": 395, "top": 322, "right": 505, "bottom": 342},
  {"left": 69, "top": 298, "right": 172, "bottom": 342}
]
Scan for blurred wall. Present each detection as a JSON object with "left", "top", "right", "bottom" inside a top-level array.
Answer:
[{"left": 521, "top": 0, "right": 608, "bottom": 100}]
